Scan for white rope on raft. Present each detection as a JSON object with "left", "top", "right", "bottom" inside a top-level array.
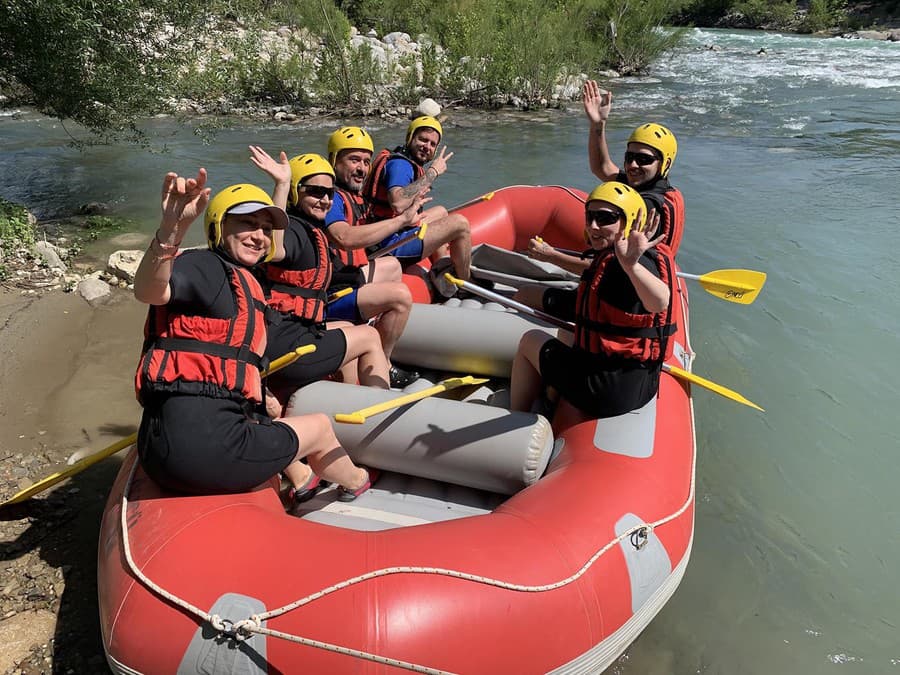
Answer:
[{"left": 118, "top": 328, "right": 696, "bottom": 674}]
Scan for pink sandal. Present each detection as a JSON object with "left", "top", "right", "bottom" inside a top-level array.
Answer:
[
  {"left": 337, "top": 468, "right": 379, "bottom": 502},
  {"left": 286, "top": 471, "right": 323, "bottom": 507}
]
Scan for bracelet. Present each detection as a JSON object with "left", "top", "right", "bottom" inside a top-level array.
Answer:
[
  {"left": 149, "top": 232, "right": 179, "bottom": 261},
  {"left": 155, "top": 230, "right": 181, "bottom": 251}
]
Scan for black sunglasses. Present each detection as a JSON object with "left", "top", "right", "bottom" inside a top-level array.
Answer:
[
  {"left": 585, "top": 209, "right": 622, "bottom": 226},
  {"left": 301, "top": 185, "right": 334, "bottom": 200},
  {"left": 624, "top": 151, "right": 659, "bottom": 166}
]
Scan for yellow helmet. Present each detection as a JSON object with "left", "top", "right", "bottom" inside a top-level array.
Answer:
[
  {"left": 627, "top": 123, "right": 677, "bottom": 178},
  {"left": 406, "top": 116, "right": 443, "bottom": 146},
  {"left": 586, "top": 182, "right": 646, "bottom": 239},
  {"left": 327, "top": 126, "right": 374, "bottom": 165},
  {"left": 205, "top": 184, "right": 286, "bottom": 262},
  {"left": 288, "top": 153, "right": 335, "bottom": 207}
]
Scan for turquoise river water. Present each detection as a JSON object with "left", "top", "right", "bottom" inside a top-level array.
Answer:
[{"left": 1, "top": 27, "right": 898, "bottom": 674}]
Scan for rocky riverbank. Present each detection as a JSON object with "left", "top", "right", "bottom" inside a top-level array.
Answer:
[{"left": 1, "top": 287, "right": 144, "bottom": 674}]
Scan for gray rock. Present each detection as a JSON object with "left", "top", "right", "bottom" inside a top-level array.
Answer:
[
  {"left": 383, "top": 31, "right": 411, "bottom": 45},
  {"left": 107, "top": 249, "right": 143, "bottom": 283},
  {"left": 416, "top": 97, "right": 441, "bottom": 117},
  {"left": 77, "top": 277, "right": 112, "bottom": 305},
  {"left": 33, "top": 241, "right": 66, "bottom": 272},
  {"left": 851, "top": 30, "right": 890, "bottom": 40}
]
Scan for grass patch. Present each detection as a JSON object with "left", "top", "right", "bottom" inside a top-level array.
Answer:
[{"left": 0, "top": 198, "right": 35, "bottom": 250}]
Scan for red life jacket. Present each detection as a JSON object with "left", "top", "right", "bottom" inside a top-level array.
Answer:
[
  {"left": 265, "top": 213, "right": 331, "bottom": 323},
  {"left": 135, "top": 254, "right": 267, "bottom": 406},
  {"left": 573, "top": 246, "right": 677, "bottom": 364},
  {"left": 657, "top": 187, "right": 685, "bottom": 255},
  {"left": 362, "top": 146, "right": 424, "bottom": 221},
  {"left": 331, "top": 186, "right": 370, "bottom": 267}
]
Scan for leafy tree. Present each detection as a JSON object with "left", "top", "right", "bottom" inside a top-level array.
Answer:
[{"left": 0, "top": 0, "right": 225, "bottom": 141}]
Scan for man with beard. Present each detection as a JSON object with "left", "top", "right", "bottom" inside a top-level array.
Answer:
[{"left": 361, "top": 117, "right": 472, "bottom": 295}]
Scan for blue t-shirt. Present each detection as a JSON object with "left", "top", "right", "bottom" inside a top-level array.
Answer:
[
  {"left": 383, "top": 157, "right": 416, "bottom": 190},
  {"left": 324, "top": 192, "right": 349, "bottom": 228}
]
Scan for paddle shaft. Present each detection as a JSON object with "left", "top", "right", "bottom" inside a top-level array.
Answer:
[
  {"left": 535, "top": 240, "right": 759, "bottom": 288},
  {"left": 447, "top": 275, "right": 574, "bottom": 331},
  {"left": 334, "top": 376, "right": 489, "bottom": 424},
  {"left": 448, "top": 191, "right": 495, "bottom": 213},
  {"left": 369, "top": 222, "right": 428, "bottom": 259},
  {"left": 446, "top": 273, "right": 763, "bottom": 411}
]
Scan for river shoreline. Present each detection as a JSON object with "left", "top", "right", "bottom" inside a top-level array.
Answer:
[{"left": 0, "top": 288, "right": 143, "bottom": 672}]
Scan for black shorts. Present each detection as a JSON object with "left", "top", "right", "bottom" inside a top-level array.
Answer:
[
  {"left": 539, "top": 339, "right": 660, "bottom": 418},
  {"left": 329, "top": 264, "right": 366, "bottom": 289},
  {"left": 138, "top": 395, "right": 298, "bottom": 495},
  {"left": 265, "top": 317, "right": 348, "bottom": 400}
]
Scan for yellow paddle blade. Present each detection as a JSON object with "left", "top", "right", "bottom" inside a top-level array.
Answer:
[
  {"left": 2, "top": 433, "right": 138, "bottom": 507},
  {"left": 262, "top": 344, "right": 317, "bottom": 376},
  {"left": 335, "top": 376, "right": 490, "bottom": 424},
  {"left": 663, "top": 364, "right": 764, "bottom": 412},
  {"left": 681, "top": 269, "right": 767, "bottom": 305}
]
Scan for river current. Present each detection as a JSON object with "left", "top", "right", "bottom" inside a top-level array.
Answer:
[{"left": 2, "top": 27, "right": 898, "bottom": 674}]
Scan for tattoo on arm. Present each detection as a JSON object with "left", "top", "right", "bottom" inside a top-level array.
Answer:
[{"left": 398, "top": 174, "right": 432, "bottom": 199}]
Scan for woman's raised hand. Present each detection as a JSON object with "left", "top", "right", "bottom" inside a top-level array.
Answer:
[
  {"left": 160, "top": 168, "right": 210, "bottom": 241},
  {"left": 249, "top": 145, "right": 291, "bottom": 186},
  {"left": 615, "top": 209, "right": 663, "bottom": 267},
  {"left": 582, "top": 80, "right": 612, "bottom": 125}
]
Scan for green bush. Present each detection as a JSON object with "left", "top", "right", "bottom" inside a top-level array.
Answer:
[
  {"left": 575, "top": 0, "right": 688, "bottom": 75},
  {"left": 0, "top": 0, "right": 223, "bottom": 141},
  {"left": 801, "top": 0, "right": 846, "bottom": 32},
  {"left": 0, "top": 198, "right": 34, "bottom": 280},
  {"left": 315, "top": 40, "right": 389, "bottom": 106},
  {"left": 2, "top": 0, "right": 692, "bottom": 133},
  {"left": 734, "top": 0, "right": 797, "bottom": 26},
  {"left": 0, "top": 198, "right": 35, "bottom": 250}
]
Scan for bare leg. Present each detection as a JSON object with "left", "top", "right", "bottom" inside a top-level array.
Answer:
[
  {"left": 278, "top": 413, "right": 368, "bottom": 491},
  {"left": 339, "top": 323, "right": 390, "bottom": 388},
  {"left": 510, "top": 329, "right": 554, "bottom": 411},
  {"left": 428, "top": 243, "right": 451, "bottom": 266},
  {"left": 369, "top": 256, "right": 402, "bottom": 283},
  {"left": 421, "top": 205, "right": 448, "bottom": 222},
  {"left": 422, "top": 213, "right": 471, "bottom": 280},
  {"left": 356, "top": 282, "right": 412, "bottom": 360},
  {"left": 283, "top": 459, "right": 314, "bottom": 489}
]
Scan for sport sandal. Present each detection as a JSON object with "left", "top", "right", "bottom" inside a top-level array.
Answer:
[
  {"left": 337, "top": 468, "right": 379, "bottom": 502},
  {"left": 286, "top": 471, "right": 323, "bottom": 508}
]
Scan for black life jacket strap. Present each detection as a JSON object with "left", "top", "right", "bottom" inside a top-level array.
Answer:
[
  {"left": 149, "top": 337, "right": 264, "bottom": 369},
  {"left": 578, "top": 320, "right": 678, "bottom": 339},
  {"left": 270, "top": 283, "right": 327, "bottom": 302}
]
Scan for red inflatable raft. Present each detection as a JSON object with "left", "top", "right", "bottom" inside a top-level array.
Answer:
[{"left": 98, "top": 185, "right": 696, "bottom": 674}]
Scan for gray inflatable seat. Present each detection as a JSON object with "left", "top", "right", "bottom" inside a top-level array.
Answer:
[
  {"left": 287, "top": 381, "right": 554, "bottom": 495},
  {"left": 391, "top": 302, "right": 556, "bottom": 378}
]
